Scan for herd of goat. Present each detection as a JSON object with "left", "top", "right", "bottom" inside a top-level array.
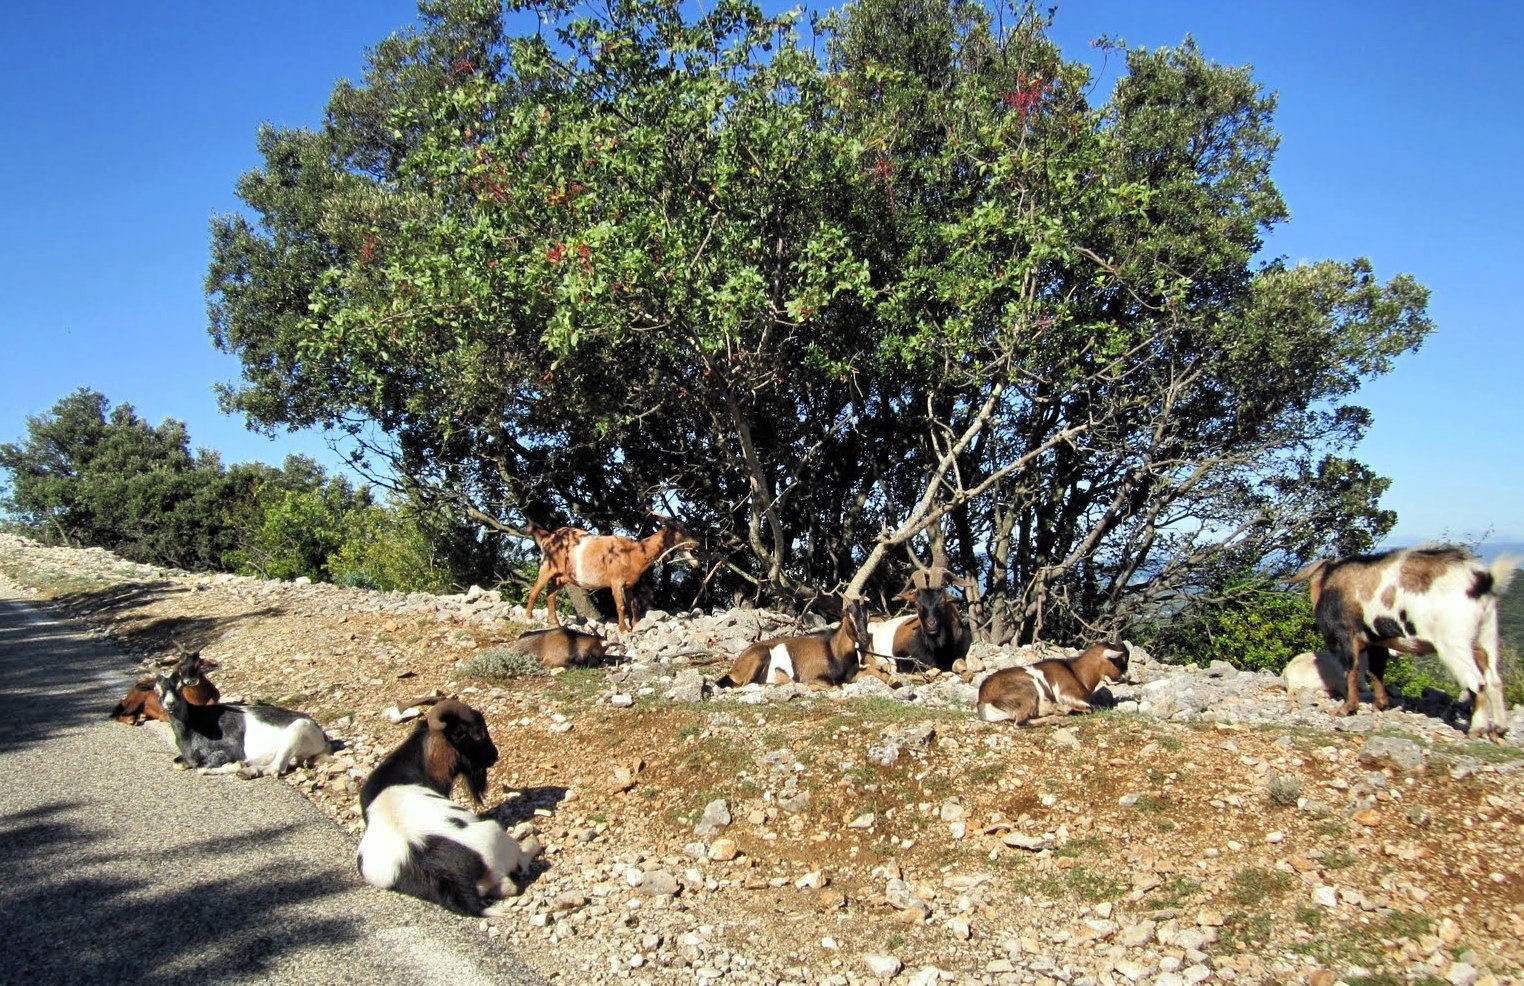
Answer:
[{"left": 109, "top": 524, "right": 1518, "bottom": 917}]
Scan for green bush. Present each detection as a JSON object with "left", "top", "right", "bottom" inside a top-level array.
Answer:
[
  {"left": 463, "top": 645, "right": 545, "bottom": 681},
  {"left": 327, "top": 502, "right": 453, "bottom": 593},
  {"left": 1143, "top": 580, "right": 1323, "bottom": 672}
]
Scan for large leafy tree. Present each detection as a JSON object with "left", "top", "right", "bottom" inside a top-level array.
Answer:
[{"left": 208, "top": 0, "right": 1431, "bottom": 644}]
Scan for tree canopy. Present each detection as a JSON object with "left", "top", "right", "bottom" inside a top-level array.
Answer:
[{"left": 207, "top": 0, "right": 1432, "bottom": 644}]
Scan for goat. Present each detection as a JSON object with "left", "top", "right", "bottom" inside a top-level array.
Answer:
[
  {"left": 863, "top": 576, "right": 972, "bottom": 676},
  {"left": 525, "top": 522, "right": 698, "bottom": 632},
  {"left": 1289, "top": 546, "right": 1520, "bottom": 738},
  {"left": 154, "top": 675, "right": 329, "bottom": 777},
  {"left": 716, "top": 598, "right": 869, "bottom": 689},
  {"left": 112, "top": 650, "right": 220, "bottom": 724},
  {"left": 508, "top": 627, "right": 612, "bottom": 669},
  {"left": 976, "top": 642, "right": 1131, "bottom": 724},
  {"left": 356, "top": 699, "right": 526, "bottom": 916}
]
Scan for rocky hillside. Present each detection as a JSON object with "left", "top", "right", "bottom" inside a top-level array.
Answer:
[{"left": 1, "top": 533, "right": 1521, "bottom": 986}]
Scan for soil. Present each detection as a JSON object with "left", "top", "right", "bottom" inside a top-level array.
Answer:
[{"left": 3, "top": 538, "right": 1521, "bottom": 986}]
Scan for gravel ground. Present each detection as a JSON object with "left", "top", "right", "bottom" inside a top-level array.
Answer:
[{"left": 2, "top": 533, "right": 1521, "bottom": 986}]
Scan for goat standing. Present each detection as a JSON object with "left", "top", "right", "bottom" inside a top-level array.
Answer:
[
  {"left": 976, "top": 643, "right": 1131, "bottom": 724},
  {"left": 1290, "top": 546, "right": 1520, "bottom": 738},
  {"left": 716, "top": 598, "right": 869, "bottom": 689},
  {"left": 356, "top": 699, "right": 526, "bottom": 916},
  {"left": 525, "top": 523, "right": 697, "bottom": 632}
]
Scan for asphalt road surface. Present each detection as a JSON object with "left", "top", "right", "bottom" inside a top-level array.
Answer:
[{"left": 0, "top": 583, "right": 545, "bottom": 985}]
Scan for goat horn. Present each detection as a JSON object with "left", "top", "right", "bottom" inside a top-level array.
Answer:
[{"left": 424, "top": 698, "right": 467, "bottom": 729}]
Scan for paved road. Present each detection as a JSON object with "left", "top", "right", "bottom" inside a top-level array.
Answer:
[{"left": 0, "top": 583, "right": 545, "bottom": 985}]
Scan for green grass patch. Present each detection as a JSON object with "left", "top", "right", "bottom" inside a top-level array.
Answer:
[
  {"left": 1228, "top": 866, "right": 1293, "bottom": 905},
  {"left": 1218, "top": 909, "right": 1276, "bottom": 950},
  {"left": 1149, "top": 876, "right": 1202, "bottom": 908},
  {"left": 545, "top": 666, "right": 607, "bottom": 701},
  {"left": 1053, "top": 835, "right": 1107, "bottom": 860},
  {"left": 1129, "top": 794, "right": 1171, "bottom": 814},
  {"left": 1430, "top": 740, "right": 1524, "bottom": 768}
]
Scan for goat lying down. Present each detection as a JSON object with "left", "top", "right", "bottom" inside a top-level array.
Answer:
[
  {"left": 716, "top": 598, "right": 869, "bottom": 689},
  {"left": 864, "top": 589, "right": 971, "bottom": 676},
  {"left": 112, "top": 650, "right": 219, "bottom": 724},
  {"left": 357, "top": 699, "right": 526, "bottom": 916},
  {"left": 508, "top": 627, "right": 612, "bottom": 669},
  {"left": 1291, "top": 546, "right": 1520, "bottom": 738},
  {"left": 976, "top": 643, "right": 1130, "bottom": 724},
  {"left": 154, "top": 674, "right": 329, "bottom": 777}
]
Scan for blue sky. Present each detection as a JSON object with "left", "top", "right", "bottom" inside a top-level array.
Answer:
[{"left": 1, "top": 1, "right": 1519, "bottom": 545}]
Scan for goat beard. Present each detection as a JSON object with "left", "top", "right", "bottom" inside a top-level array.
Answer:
[{"left": 459, "top": 759, "right": 490, "bottom": 805}]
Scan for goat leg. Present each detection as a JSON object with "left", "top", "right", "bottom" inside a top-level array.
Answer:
[
  {"left": 1365, "top": 644, "right": 1393, "bottom": 711},
  {"left": 1336, "top": 640, "right": 1362, "bottom": 716}
]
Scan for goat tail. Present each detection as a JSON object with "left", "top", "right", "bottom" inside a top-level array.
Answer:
[{"left": 1489, "top": 554, "right": 1522, "bottom": 597}]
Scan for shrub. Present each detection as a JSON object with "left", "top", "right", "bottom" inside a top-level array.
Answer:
[
  {"left": 463, "top": 645, "right": 545, "bottom": 680},
  {"left": 1267, "top": 774, "right": 1301, "bottom": 806},
  {"left": 327, "top": 501, "right": 453, "bottom": 593},
  {"left": 337, "top": 569, "right": 382, "bottom": 591},
  {"left": 1143, "top": 579, "right": 1323, "bottom": 672}
]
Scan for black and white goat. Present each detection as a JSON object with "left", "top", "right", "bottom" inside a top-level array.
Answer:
[
  {"left": 154, "top": 674, "right": 329, "bottom": 777},
  {"left": 356, "top": 699, "right": 526, "bottom": 916},
  {"left": 113, "top": 650, "right": 220, "bottom": 724},
  {"left": 976, "top": 642, "right": 1131, "bottom": 724},
  {"left": 716, "top": 598, "right": 870, "bottom": 689},
  {"left": 1290, "top": 545, "right": 1520, "bottom": 738}
]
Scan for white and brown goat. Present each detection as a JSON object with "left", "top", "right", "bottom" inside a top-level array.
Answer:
[
  {"left": 357, "top": 699, "right": 527, "bottom": 916},
  {"left": 716, "top": 598, "right": 870, "bottom": 689},
  {"left": 154, "top": 674, "right": 329, "bottom": 777},
  {"left": 976, "top": 642, "right": 1131, "bottom": 724},
  {"left": 525, "top": 522, "right": 698, "bottom": 632},
  {"left": 1290, "top": 546, "right": 1520, "bottom": 738}
]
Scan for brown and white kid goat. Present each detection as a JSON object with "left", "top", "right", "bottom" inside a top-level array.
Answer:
[
  {"left": 976, "top": 642, "right": 1131, "bottom": 724},
  {"left": 1290, "top": 546, "right": 1520, "bottom": 738},
  {"left": 716, "top": 598, "right": 870, "bottom": 689},
  {"left": 525, "top": 523, "right": 698, "bottom": 632}
]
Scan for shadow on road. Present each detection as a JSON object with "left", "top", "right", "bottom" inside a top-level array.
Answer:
[
  {"left": 0, "top": 592, "right": 273, "bottom": 755},
  {"left": 0, "top": 801, "right": 363, "bottom": 982}
]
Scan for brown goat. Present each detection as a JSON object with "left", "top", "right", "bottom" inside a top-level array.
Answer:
[
  {"left": 716, "top": 598, "right": 869, "bottom": 689},
  {"left": 1290, "top": 546, "right": 1520, "bottom": 738},
  {"left": 509, "top": 627, "right": 612, "bottom": 669},
  {"left": 976, "top": 642, "right": 1130, "bottom": 724},
  {"left": 111, "top": 651, "right": 220, "bottom": 724},
  {"left": 525, "top": 523, "right": 697, "bottom": 632}
]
